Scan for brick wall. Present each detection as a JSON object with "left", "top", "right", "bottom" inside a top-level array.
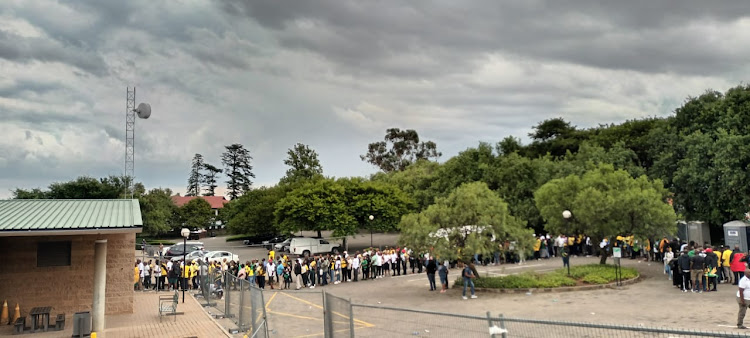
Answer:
[{"left": 0, "top": 233, "right": 136, "bottom": 316}]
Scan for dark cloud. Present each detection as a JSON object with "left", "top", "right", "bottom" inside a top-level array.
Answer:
[{"left": 223, "top": 0, "right": 750, "bottom": 77}]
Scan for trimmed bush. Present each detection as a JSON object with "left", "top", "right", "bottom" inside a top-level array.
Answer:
[{"left": 458, "top": 264, "right": 638, "bottom": 289}]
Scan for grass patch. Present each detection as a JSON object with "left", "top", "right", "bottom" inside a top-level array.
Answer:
[{"left": 457, "top": 264, "right": 638, "bottom": 289}]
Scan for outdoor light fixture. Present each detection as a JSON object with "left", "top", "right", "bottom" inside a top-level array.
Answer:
[
  {"left": 181, "top": 227, "right": 190, "bottom": 303},
  {"left": 562, "top": 210, "right": 572, "bottom": 276},
  {"left": 369, "top": 215, "right": 375, "bottom": 248}
]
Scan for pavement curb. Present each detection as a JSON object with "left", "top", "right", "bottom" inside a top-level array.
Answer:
[
  {"left": 453, "top": 275, "right": 642, "bottom": 294},
  {"left": 190, "top": 294, "right": 234, "bottom": 338}
]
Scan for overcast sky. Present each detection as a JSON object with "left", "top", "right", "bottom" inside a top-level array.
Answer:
[{"left": 1, "top": 1, "right": 748, "bottom": 198}]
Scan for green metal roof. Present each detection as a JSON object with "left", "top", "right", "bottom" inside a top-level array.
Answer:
[{"left": 0, "top": 199, "right": 143, "bottom": 232}]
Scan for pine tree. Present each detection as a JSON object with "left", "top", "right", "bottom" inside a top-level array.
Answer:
[
  {"left": 202, "top": 163, "right": 222, "bottom": 196},
  {"left": 186, "top": 153, "right": 204, "bottom": 196},
  {"left": 221, "top": 144, "right": 255, "bottom": 199}
]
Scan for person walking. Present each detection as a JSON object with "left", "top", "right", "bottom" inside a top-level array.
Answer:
[
  {"left": 461, "top": 261, "right": 477, "bottom": 300},
  {"left": 678, "top": 250, "right": 692, "bottom": 292},
  {"left": 663, "top": 247, "right": 674, "bottom": 280},
  {"left": 691, "top": 249, "right": 706, "bottom": 293},
  {"left": 438, "top": 260, "right": 449, "bottom": 293},
  {"left": 425, "top": 256, "right": 437, "bottom": 291},
  {"left": 737, "top": 269, "right": 750, "bottom": 329}
]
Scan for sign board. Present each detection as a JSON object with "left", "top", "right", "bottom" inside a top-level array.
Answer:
[
  {"left": 613, "top": 247, "right": 622, "bottom": 258},
  {"left": 728, "top": 230, "right": 739, "bottom": 237}
]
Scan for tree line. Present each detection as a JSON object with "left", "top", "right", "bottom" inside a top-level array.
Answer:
[{"left": 11, "top": 85, "right": 750, "bottom": 261}]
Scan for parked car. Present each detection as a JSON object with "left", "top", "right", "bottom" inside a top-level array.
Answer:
[
  {"left": 162, "top": 241, "right": 204, "bottom": 256},
  {"left": 243, "top": 233, "right": 278, "bottom": 246},
  {"left": 204, "top": 251, "right": 239, "bottom": 263},
  {"left": 165, "top": 243, "right": 204, "bottom": 257},
  {"left": 274, "top": 238, "right": 294, "bottom": 252},
  {"left": 171, "top": 250, "right": 206, "bottom": 262},
  {"left": 290, "top": 238, "right": 341, "bottom": 257}
]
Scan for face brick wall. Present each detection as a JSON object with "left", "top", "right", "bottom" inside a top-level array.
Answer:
[{"left": 0, "top": 233, "right": 136, "bottom": 316}]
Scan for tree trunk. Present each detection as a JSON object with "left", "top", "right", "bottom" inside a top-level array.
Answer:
[{"left": 317, "top": 230, "right": 322, "bottom": 238}]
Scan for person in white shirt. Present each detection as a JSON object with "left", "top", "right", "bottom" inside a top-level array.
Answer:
[
  {"left": 352, "top": 254, "right": 360, "bottom": 282},
  {"left": 267, "top": 261, "right": 276, "bottom": 289},
  {"left": 737, "top": 269, "right": 750, "bottom": 329}
]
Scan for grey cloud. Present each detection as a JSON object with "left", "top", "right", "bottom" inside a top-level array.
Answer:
[
  {"left": 0, "top": 31, "right": 109, "bottom": 76},
  {"left": 223, "top": 1, "right": 750, "bottom": 77}
]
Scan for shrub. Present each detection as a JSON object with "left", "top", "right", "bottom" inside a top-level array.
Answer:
[{"left": 459, "top": 264, "right": 638, "bottom": 289}]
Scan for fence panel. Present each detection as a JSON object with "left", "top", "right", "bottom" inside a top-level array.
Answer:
[
  {"left": 249, "top": 285, "right": 267, "bottom": 338},
  {"left": 351, "top": 304, "right": 489, "bottom": 337},
  {"left": 260, "top": 288, "right": 325, "bottom": 337},
  {"left": 324, "top": 293, "right": 353, "bottom": 338},
  {"left": 492, "top": 316, "right": 750, "bottom": 338}
]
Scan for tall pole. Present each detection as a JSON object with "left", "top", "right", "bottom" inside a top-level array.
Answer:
[
  {"left": 183, "top": 236, "right": 187, "bottom": 303},
  {"left": 125, "top": 87, "right": 136, "bottom": 199}
]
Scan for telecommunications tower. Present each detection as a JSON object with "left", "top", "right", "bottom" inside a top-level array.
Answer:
[{"left": 124, "top": 87, "right": 151, "bottom": 198}]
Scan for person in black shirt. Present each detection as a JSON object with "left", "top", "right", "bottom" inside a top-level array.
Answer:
[
  {"left": 691, "top": 250, "right": 706, "bottom": 293},
  {"left": 425, "top": 256, "right": 437, "bottom": 291},
  {"left": 677, "top": 251, "right": 691, "bottom": 292}
]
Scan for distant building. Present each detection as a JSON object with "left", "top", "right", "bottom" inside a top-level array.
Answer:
[{"left": 171, "top": 194, "right": 229, "bottom": 217}]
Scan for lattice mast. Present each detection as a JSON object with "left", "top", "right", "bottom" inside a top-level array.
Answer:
[{"left": 125, "top": 87, "right": 135, "bottom": 199}]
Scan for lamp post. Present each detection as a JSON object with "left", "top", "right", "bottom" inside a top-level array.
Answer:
[
  {"left": 369, "top": 215, "right": 374, "bottom": 248},
  {"left": 562, "top": 210, "right": 572, "bottom": 276},
  {"left": 180, "top": 227, "right": 190, "bottom": 303}
]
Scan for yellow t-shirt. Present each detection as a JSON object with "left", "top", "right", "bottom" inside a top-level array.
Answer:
[
  {"left": 567, "top": 237, "right": 575, "bottom": 246},
  {"left": 723, "top": 250, "right": 732, "bottom": 266},
  {"left": 341, "top": 260, "right": 347, "bottom": 268},
  {"left": 533, "top": 239, "right": 541, "bottom": 251},
  {"left": 247, "top": 265, "right": 254, "bottom": 276},
  {"left": 134, "top": 267, "right": 139, "bottom": 284},
  {"left": 269, "top": 250, "right": 275, "bottom": 261}
]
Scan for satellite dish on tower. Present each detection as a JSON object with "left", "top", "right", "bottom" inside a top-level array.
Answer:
[{"left": 135, "top": 103, "right": 151, "bottom": 119}]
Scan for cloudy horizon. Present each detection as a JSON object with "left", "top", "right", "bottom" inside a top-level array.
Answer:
[{"left": 1, "top": 1, "right": 748, "bottom": 198}]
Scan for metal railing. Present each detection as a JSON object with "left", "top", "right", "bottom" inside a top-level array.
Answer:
[{"left": 200, "top": 271, "right": 750, "bottom": 337}]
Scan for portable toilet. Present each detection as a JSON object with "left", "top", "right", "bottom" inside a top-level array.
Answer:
[
  {"left": 724, "top": 221, "right": 750, "bottom": 252},
  {"left": 677, "top": 221, "right": 711, "bottom": 247}
]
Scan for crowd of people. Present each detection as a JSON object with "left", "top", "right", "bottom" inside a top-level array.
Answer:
[
  {"left": 665, "top": 243, "right": 749, "bottom": 293},
  {"left": 134, "top": 246, "right": 480, "bottom": 300}
]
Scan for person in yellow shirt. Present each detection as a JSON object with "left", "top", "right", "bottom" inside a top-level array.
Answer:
[
  {"left": 191, "top": 261, "right": 199, "bottom": 290},
  {"left": 533, "top": 237, "right": 541, "bottom": 260},
  {"left": 269, "top": 248, "right": 276, "bottom": 262},
  {"left": 134, "top": 262, "right": 140, "bottom": 290},
  {"left": 723, "top": 246, "right": 734, "bottom": 284}
]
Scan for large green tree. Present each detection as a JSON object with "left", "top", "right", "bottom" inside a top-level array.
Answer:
[
  {"left": 222, "top": 144, "right": 255, "bottom": 199},
  {"left": 398, "top": 182, "right": 532, "bottom": 261},
  {"left": 186, "top": 153, "right": 204, "bottom": 196},
  {"left": 224, "top": 186, "right": 288, "bottom": 236},
  {"left": 370, "top": 159, "right": 440, "bottom": 211},
  {"left": 275, "top": 179, "right": 355, "bottom": 238},
  {"left": 282, "top": 143, "right": 323, "bottom": 184},
  {"left": 201, "top": 163, "right": 222, "bottom": 196},
  {"left": 13, "top": 175, "right": 137, "bottom": 199},
  {"left": 361, "top": 128, "right": 441, "bottom": 172},
  {"left": 138, "top": 188, "right": 179, "bottom": 235},
  {"left": 178, "top": 198, "right": 214, "bottom": 230},
  {"left": 534, "top": 164, "right": 676, "bottom": 263}
]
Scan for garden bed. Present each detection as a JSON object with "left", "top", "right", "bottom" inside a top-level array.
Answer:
[{"left": 454, "top": 264, "right": 639, "bottom": 290}]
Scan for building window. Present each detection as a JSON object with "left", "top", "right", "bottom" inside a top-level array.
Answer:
[{"left": 37, "top": 241, "right": 72, "bottom": 267}]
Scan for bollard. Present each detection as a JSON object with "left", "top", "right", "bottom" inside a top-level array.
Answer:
[
  {"left": 92, "top": 332, "right": 97, "bottom": 338},
  {"left": 1, "top": 300, "right": 7, "bottom": 325},
  {"left": 11, "top": 304, "right": 20, "bottom": 324}
]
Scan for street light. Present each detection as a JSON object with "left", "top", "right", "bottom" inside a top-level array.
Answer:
[
  {"left": 369, "top": 215, "right": 374, "bottom": 248},
  {"left": 180, "top": 227, "right": 190, "bottom": 303},
  {"left": 562, "top": 210, "right": 572, "bottom": 276}
]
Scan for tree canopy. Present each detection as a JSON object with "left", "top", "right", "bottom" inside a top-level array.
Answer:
[
  {"left": 282, "top": 143, "right": 323, "bottom": 183},
  {"left": 361, "top": 128, "right": 441, "bottom": 172},
  {"left": 398, "top": 182, "right": 532, "bottom": 261}
]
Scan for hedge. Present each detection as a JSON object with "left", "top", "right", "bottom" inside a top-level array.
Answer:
[
  {"left": 226, "top": 234, "right": 251, "bottom": 242},
  {"left": 455, "top": 264, "right": 638, "bottom": 289}
]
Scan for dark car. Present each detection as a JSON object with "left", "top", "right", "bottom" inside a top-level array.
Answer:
[
  {"left": 166, "top": 243, "right": 203, "bottom": 257},
  {"left": 242, "top": 233, "right": 278, "bottom": 246},
  {"left": 262, "top": 235, "right": 288, "bottom": 250}
]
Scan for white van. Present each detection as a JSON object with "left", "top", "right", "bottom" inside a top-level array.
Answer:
[{"left": 290, "top": 238, "right": 341, "bottom": 257}]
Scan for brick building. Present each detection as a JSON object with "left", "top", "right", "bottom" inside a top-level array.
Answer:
[{"left": 0, "top": 199, "right": 142, "bottom": 331}]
